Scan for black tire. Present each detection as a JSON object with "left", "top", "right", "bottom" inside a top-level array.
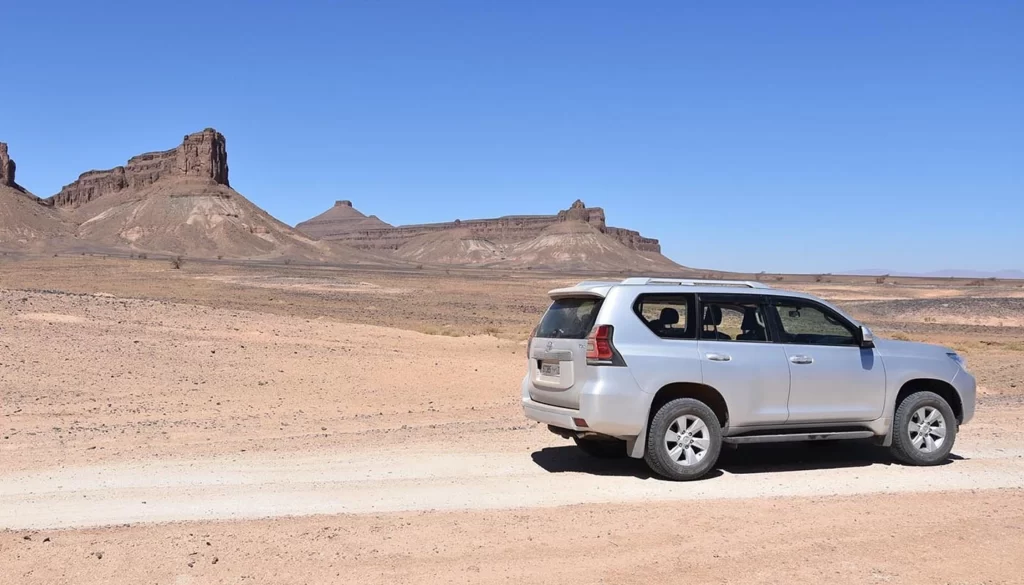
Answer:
[
  {"left": 644, "top": 398, "right": 722, "bottom": 481},
  {"left": 890, "top": 391, "right": 957, "bottom": 466},
  {"left": 573, "top": 436, "right": 627, "bottom": 459}
]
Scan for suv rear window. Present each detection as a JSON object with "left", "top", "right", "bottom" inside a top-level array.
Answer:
[
  {"left": 535, "top": 298, "right": 602, "bottom": 339},
  {"left": 634, "top": 294, "right": 696, "bottom": 339}
]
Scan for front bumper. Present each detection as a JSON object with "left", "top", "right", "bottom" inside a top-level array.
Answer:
[{"left": 952, "top": 368, "right": 977, "bottom": 424}]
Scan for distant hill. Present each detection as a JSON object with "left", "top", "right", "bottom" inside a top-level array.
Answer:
[
  {"left": 0, "top": 142, "right": 77, "bottom": 250},
  {"left": 295, "top": 200, "right": 391, "bottom": 238},
  {"left": 296, "top": 199, "right": 685, "bottom": 272},
  {"left": 845, "top": 268, "right": 1024, "bottom": 280},
  {"left": 32, "top": 129, "right": 383, "bottom": 263}
]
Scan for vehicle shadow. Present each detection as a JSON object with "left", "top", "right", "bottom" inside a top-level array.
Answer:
[
  {"left": 531, "top": 442, "right": 965, "bottom": 480},
  {"left": 530, "top": 447, "right": 656, "bottom": 479}
]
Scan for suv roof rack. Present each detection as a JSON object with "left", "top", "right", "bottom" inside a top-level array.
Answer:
[{"left": 618, "top": 277, "right": 772, "bottom": 289}]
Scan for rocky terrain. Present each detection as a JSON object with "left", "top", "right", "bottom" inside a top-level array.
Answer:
[
  {"left": 0, "top": 257, "right": 1022, "bottom": 584},
  {"left": 297, "top": 198, "right": 681, "bottom": 270}
]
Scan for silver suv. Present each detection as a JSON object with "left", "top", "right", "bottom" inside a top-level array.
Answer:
[{"left": 521, "top": 278, "right": 976, "bottom": 481}]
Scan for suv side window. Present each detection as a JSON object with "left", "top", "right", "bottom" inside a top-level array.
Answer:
[
  {"left": 698, "top": 296, "right": 771, "bottom": 342},
  {"left": 633, "top": 294, "right": 696, "bottom": 339},
  {"left": 771, "top": 299, "right": 857, "bottom": 346}
]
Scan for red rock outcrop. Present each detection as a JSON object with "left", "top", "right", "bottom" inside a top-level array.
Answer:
[
  {"left": 297, "top": 199, "right": 662, "bottom": 254},
  {"left": 48, "top": 129, "right": 229, "bottom": 208},
  {"left": 1, "top": 142, "right": 18, "bottom": 189}
]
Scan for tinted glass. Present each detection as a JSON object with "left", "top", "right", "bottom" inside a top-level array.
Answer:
[
  {"left": 773, "top": 301, "right": 857, "bottom": 346},
  {"left": 634, "top": 294, "right": 695, "bottom": 339},
  {"left": 535, "top": 298, "right": 602, "bottom": 339},
  {"left": 700, "top": 299, "right": 770, "bottom": 342}
]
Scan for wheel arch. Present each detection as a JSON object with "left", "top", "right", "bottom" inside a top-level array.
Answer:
[
  {"left": 895, "top": 378, "right": 964, "bottom": 424},
  {"left": 649, "top": 382, "right": 730, "bottom": 429},
  {"left": 627, "top": 381, "right": 730, "bottom": 459}
]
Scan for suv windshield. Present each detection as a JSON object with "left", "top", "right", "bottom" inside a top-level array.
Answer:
[{"left": 535, "top": 298, "right": 602, "bottom": 339}]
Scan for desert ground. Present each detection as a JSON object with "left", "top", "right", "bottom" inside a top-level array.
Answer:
[{"left": 2, "top": 255, "right": 1023, "bottom": 584}]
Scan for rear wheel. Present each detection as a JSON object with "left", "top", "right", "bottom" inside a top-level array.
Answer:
[
  {"left": 644, "top": 398, "right": 722, "bottom": 481},
  {"left": 573, "top": 436, "right": 627, "bottom": 458},
  {"left": 890, "top": 391, "right": 957, "bottom": 465}
]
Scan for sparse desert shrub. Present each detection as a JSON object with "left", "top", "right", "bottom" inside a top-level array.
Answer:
[
  {"left": 774, "top": 276, "right": 784, "bottom": 282},
  {"left": 416, "top": 264, "right": 424, "bottom": 270},
  {"left": 875, "top": 275, "right": 888, "bottom": 284},
  {"left": 418, "top": 324, "right": 463, "bottom": 337},
  {"left": 284, "top": 258, "right": 292, "bottom": 265},
  {"left": 169, "top": 256, "right": 184, "bottom": 269}
]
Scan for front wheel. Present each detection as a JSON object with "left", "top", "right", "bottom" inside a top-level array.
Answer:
[
  {"left": 644, "top": 398, "right": 722, "bottom": 481},
  {"left": 890, "top": 391, "right": 957, "bottom": 465}
]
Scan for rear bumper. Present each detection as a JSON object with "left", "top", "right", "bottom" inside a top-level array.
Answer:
[
  {"left": 522, "top": 399, "right": 588, "bottom": 431},
  {"left": 521, "top": 370, "right": 647, "bottom": 437},
  {"left": 952, "top": 368, "right": 977, "bottom": 424}
]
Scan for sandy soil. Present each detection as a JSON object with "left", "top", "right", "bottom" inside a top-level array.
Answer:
[{"left": 2, "top": 256, "right": 1023, "bottom": 584}]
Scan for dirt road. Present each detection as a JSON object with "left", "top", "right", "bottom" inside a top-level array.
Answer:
[{"left": 3, "top": 439, "right": 1024, "bottom": 531}]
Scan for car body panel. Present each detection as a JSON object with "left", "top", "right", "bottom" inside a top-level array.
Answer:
[
  {"left": 782, "top": 344, "right": 887, "bottom": 423},
  {"left": 698, "top": 339, "right": 791, "bottom": 425}
]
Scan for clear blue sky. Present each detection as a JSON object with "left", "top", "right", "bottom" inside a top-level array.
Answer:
[{"left": 3, "top": 1, "right": 1021, "bottom": 273}]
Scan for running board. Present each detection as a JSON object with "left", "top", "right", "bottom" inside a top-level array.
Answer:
[{"left": 723, "top": 431, "right": 874, "bottom": 444}]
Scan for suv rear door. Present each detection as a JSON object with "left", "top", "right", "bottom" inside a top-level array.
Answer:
[
  {"left": 526, "top": 295, "right": 602, "bottom": 409},
  {"left": 697, "top": 293, "right": 791, "bottom": 426}
]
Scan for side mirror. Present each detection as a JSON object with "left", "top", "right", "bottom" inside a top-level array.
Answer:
[{"left": 859, "top": 325, "right": 875, "bottom": 349}]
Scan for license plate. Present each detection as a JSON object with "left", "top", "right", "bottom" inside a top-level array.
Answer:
[{"left": 540, "top": 362, "right": 560, "bottom": 376}]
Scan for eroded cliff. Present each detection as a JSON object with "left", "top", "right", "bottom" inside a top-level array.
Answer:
[{"left": 48, "top": 129, "right": 229, "bottom": 208}]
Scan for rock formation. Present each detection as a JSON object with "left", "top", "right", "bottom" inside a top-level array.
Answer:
[
  {"left": 1, "top": 142, "right": 75, "bottom": 246},
  {"left": 48, "top": 129, "right": 229, "bottom": 208},
  {"left": 1, "top": 142, "right": 20, "bottom": 190},
  {"left": 20, "top": 129, "right": 379, "bottom": 263},
  {"left": 297, "top": 198, "right": 662, "bottom": 254},
  {"left": 295, "top": 199, "right": 392, "bottom": 239}
]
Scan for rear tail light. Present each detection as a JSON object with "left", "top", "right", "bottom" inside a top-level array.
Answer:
[
  {"left": 586, "top": 324, "right": 615, "bottom": 364},
  {"left": 526, "top": 324, "right": 538, "bottom": 358}
]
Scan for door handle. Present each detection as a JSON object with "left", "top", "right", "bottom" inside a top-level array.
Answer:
[
  {"left": 706, "top": 353, "right": 732, "bottom": 362},
  {"left": 789, "top": 355, "right": 814, "bottom": 365}
]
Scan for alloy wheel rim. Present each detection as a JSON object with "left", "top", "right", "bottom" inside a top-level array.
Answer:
[
  {"left": 665, "top": 415, "right": 710, "bottom": 466},
  {"left": 908, "top": 406, "right": 947, "bottom": 453}
]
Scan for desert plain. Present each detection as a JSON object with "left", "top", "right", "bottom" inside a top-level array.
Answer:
[{"left": 1, "top": 255, "right": 1023, "bottom": 584}]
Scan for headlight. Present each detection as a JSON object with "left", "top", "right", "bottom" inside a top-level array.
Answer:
[{"left": 947, "top": 352, "right": 966, "bottom": 369}]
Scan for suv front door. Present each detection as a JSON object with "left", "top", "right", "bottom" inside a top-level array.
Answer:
[
  {"left": 769, "top": 298, "right": 886, "bottom": 423},
  {"left": 697, "top": 294, "right": 790, "bottom": 426}
]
